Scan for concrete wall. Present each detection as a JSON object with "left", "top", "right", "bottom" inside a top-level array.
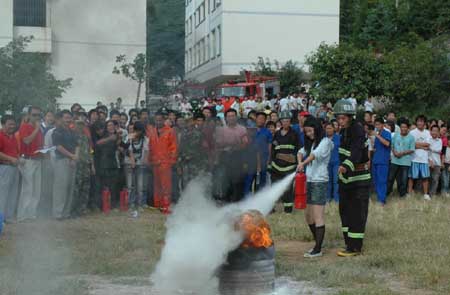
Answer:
[
  {"left": 14, "top": 26, "right": 52, "bottom": 53},
  {"left": 49, "top": 0, "right": 146, "bottom": 109},
  {"left": 0, "top": 0, "right": 13, "bottom": 47},
  {"left": 185, "top": 0, "right": 339, "bottom": 83}
]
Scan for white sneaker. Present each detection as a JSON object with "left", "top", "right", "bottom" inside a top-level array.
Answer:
[
  {"left": 304, "top": 251, "right": 323, "bottom": 258},
  {"left": 424, "top": 194, "right": 431, "bottom": 201}
]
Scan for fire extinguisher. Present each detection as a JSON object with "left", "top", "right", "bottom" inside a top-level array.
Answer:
[
  {"left": 120, "top": 189, "right": 129, "bottom": 212},
  {"left": 102, "top": 188, "right": 111, "bottom": 214},
  {"left": 294, "top": 172, "right": 307, "bottom": 210}
]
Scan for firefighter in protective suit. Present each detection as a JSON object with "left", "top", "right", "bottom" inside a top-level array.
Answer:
[
  {"left": 271, "top": 111, "right": 300, "bottom": 213},
  {"left": 334, "top": 99, "right": 371, "bottom": 257}
]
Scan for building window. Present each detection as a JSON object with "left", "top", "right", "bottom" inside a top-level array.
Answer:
[
  {"left": 211, "top": 29, "right": 216, "bottom": 58},
  {"left": 197, "top": 42, "right": 201, "bottom": 66},
  {"left": 14, "top": 0, "right": 46, "bottom": 27},
  {"left": 217, "top": 25, "right": 222, "bottom": 56},
  {"left": 189, "top": 16, "right": 193, "bottom": 34},
  {"left": 206, "top": 34, "right": 210, "bottom": 62},
  {"left": 201, "top": 2, "right": 205, "bottom": 21},
  {"left": 189, "top": 48, "right": 193, "bottom": 70},
  {"left": 201, "top": 39, "right": 206, "bottom": 64}
]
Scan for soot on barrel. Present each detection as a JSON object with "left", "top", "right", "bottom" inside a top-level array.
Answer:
[{"left": 219, "top": 210, "right": 275, "bottom": 295}]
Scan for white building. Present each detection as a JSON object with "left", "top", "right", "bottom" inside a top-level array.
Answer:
[
  {"left": 185, "top": 0, "right": 340, "bottom": 84},
  {"left": 0, "top": 0, "right": 146, "bottom": 110}
]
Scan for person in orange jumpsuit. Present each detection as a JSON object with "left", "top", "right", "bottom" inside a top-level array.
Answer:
[{"left": 148, "top": 112, "right": 178, "bottom": 214}]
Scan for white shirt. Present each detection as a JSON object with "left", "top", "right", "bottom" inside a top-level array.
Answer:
[
  {"left": 299, "top": 138, "right": 333, "bottom": 182},
  {"left": 243, "top": 100, "right": 256, "bottom": 116},
  {"left": 410, "top": 128, "right": 432, "bottom": 164},
  {"left": 289, "top": 97, "right": 298, "bottom": 111},
  {"left": 124, "top": 136, "right": 149, "bottom": 166},
  {"left": 364, "top": 100, "right": 374, "bottom": 112},
  {"left": 429, "top": 137, "right": 443, "bottom": 166},
  {"left": 444, "top": 145, "right": 450, "bottom": 164},
  {"left": 180, "top": 102, "right": 193, "bottom": 113},
  {"left": 349, "top": 97, "right": 357, "bottom": 109},
  {"left": 44, "top": 128, "right": 56, "bottom": 161},
  {"left": 279, "top": 98, "right": 290, "bottom": 112}
]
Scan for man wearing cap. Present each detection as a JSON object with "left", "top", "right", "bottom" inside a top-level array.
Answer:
[
  {"left": 334, "top": 99, "right": 371, "bottom": 257},
  {"left": 16, "top": 106, "right": 44, "bottom": 222},
  {"left": 271, "top": 111, "right": 300, "bottom": 213},
  {"left": 178, "top": 113, "right": 208, "bottom": 189},
  {"left": 0, "top": 115, "right": 21, "bottom": 223}
]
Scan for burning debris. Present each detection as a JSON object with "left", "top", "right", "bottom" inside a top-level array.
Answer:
[
  {"left": 219, "top": 210, "right": 276, "bottom": 295},
  {"left": 237, "top": 210, "right": 273, "bottom": 249},
  {"left": 151, "top": 174, "right": 296, "bottom": 295}
]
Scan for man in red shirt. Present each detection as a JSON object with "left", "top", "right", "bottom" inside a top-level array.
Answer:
[
  {"left": 0, "top": 115, "right": 21, "bottom": 223},
  {"left": 17, "top": 106, "right": 44, "bottom": 222}
]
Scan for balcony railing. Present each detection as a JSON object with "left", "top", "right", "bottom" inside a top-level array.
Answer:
[{"left": 14, "top": 0, "right": 46, "bottom": 27}]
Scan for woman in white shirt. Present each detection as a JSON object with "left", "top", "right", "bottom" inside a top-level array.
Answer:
[{"left": 297, "top": 117, "right": 333, "bottom": 258}]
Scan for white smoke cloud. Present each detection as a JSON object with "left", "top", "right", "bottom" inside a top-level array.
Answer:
[{"left": 151, "top": 173, "right": 296, "bottom": 295}]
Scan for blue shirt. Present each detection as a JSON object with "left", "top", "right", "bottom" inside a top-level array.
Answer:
[
  {"left": 329, "top": 133, "right": 340, "bottom": 165},
  {"left": 373, "top": 129, "right": 391, "bottom": 165},
  {"left": 391, "top": 133, "right": 415, "bottom": 167},
  {"left": 254, "top": 127, "right": 273, "bottom": 163},
  {"left": 292, "top": 124, "right": 305, "bottom": 148}
]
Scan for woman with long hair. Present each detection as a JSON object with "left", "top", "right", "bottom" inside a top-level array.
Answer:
[{"left": 297, "top": 116, "right": 333, "bottom": 258}]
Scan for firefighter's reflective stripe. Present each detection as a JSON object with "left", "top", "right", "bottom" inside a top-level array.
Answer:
[
  {"left": 342, "top": 227, "right": 349, "bottom": 233},
  {"left": 339, "top": 148, "right": 351, "bottom": 157},
  {"left": 348, "top": 232, "right": 365, "bottom": 239},
  {"left": 339, "top": 173, "right": 371, "bottom": 184},
  {"left": 274, "top": 144, "right": 296, "bottom": 150},
  {"left": 343, "top": 159, "right": 355, "bottom": 171},
  {"left": 271, "top": 161, "right": 297, "bottom": 172},
  {"left": 284, "top": 203, "right": 294, "bottom": 207}
]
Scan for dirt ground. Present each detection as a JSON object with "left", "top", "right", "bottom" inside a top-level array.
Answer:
[{"left": 1, "top": 195, "right": 449, "bottom": 295}]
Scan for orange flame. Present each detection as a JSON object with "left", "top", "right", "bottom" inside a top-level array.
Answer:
[{"left": 237, "top": 210, "right": 273, "bottom": 248}]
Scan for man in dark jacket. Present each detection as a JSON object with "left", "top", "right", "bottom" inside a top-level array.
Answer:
[{"left": 334, "top": 99, "right": 371, "bottom": 257}]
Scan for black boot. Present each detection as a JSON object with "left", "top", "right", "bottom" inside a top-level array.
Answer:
[
  {"left": 313, "top": 225, "right": 325, "bottom": 253},
  {"left": 284, "top": 205, "right": 293, "bottom": 213}
]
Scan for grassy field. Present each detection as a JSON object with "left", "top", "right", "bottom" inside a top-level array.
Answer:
[{"left": 0, "top": 195, "right": 449, "bottom": 295}]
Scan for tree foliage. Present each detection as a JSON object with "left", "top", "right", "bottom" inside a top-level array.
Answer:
[
  {"left": 0, "top": 37, "right": 72, "bottom": 115},
  {"left": 147, "top": 0, "right": 185, "bottom": 96},
  {"left": 341, "top": 0, "right": 450, "bottom": 48},
  {"left": 383, "top": 41, "right": 450, "bottom": 110},
  {"left": 113, "top": 53, "right": 147, "bottom": 108},
  {"left": 306, "top": 41, "right": 450, "bottom": 112},
  {"left": 253, "top": 57, "right": 305, "bottom": 94},
  {"left": 306, "top": 43, "right": 387, "bottom": 103}
]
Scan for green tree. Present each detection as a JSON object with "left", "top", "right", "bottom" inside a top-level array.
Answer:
[
  {"left": 306, "top": 43, "right": 388, "bottom": 103},
  {"left": 253, "top": 57, "right": 305, "bottom": 94},
  {"left": 147, "top": 0, "right": 185, "bottom": 96},
  {"left": 384, "top": 40, "right": 450, "bottom": 112},
  {"left": 113, "top": 53, "right": 147, "bottom": 108},
  {"left": 0, "top": 36, "right": 72, "bottom": 115},
  {"left": 358, "top": 0, "right": 398, "bottom": 49},
  {"left": 277, "top": 60, "right": 305, "bottom": 94},
  {"left": 252, "top": 57, "right": 277, "bottom": 77}
]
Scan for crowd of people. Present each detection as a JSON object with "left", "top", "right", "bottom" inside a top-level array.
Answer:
[{"left": 0, "top": 93, "right": 449, "bottom": 253}]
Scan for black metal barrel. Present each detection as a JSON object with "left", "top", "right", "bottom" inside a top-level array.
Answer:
[{"left": 219, "top": 245, "right": 275, "bottom": 295}]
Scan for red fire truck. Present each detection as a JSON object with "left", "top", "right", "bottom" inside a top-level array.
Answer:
[{"left": 215, "top": 71, "right": 280, "bottom": 99}]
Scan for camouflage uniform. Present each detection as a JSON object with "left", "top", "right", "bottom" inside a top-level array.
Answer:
[
  {"left": 178, "top": 126, "right": 208, "bottom": 187},
  {"left": 72, "top": 134, "right": 93, "bottom": 216}
]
